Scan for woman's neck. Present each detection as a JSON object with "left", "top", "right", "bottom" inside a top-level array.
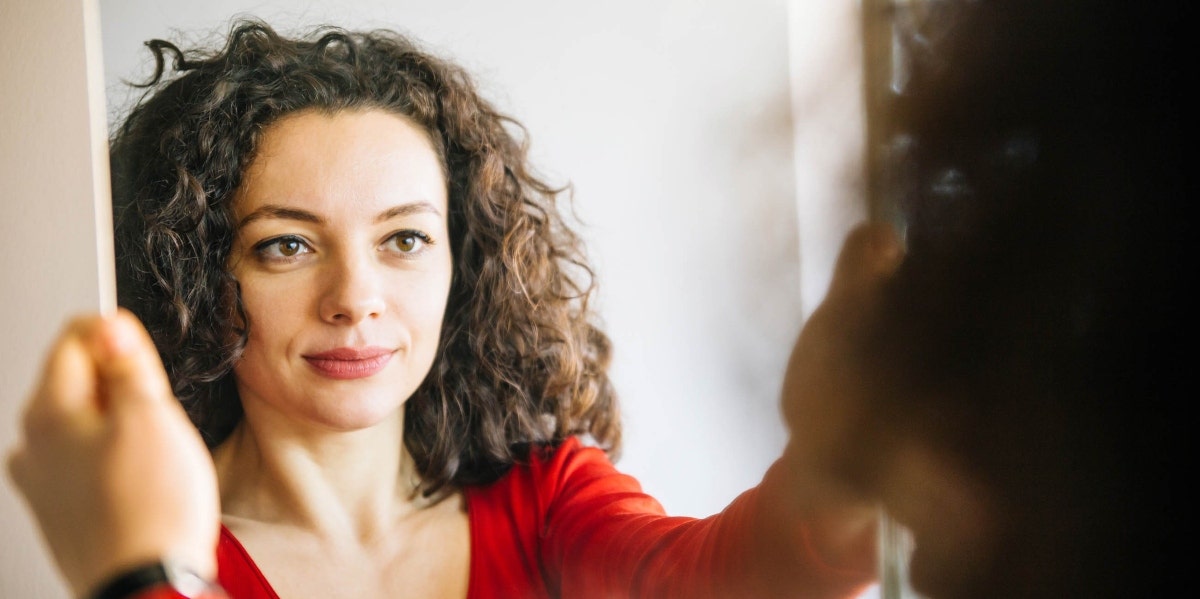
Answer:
[{"left": 212, "top": 405, "right": 430, "bottom": 544}]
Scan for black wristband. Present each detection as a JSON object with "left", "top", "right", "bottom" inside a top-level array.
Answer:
[{"left": 89, "top": 560, "right": 221, "bottom": 599}]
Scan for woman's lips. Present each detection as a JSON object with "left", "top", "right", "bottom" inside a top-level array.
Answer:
[{"left": 303, "top": 347, "right": 394, "bottom": 380}]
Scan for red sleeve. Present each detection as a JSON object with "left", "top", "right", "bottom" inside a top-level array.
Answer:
[{"left": 533, "top": 438, "right": 875, "bottom": 598}]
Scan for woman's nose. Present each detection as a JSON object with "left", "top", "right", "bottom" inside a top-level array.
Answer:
[{"left": 318, "top": 253, "right": 387, "bottom": 324}]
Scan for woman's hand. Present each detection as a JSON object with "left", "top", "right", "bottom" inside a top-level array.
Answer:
[
  {"left": 779, "top": 223, "right": 995, "bottom": 587},
  {"left": 775, "top": 223, "right": 904, "bottom": 566},
  {"left": 6, "top": 310, "right": 220, "bottom": 597},
  {"left": 781, "top": 223, "right": 903, "bottom": 487}
]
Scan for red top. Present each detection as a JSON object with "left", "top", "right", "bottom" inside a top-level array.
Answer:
[{"left": 214, "top": 437, "right": 875, "bottom": 598}]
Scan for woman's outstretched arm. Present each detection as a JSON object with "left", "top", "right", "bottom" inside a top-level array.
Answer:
[{"left": 470, "top": 224, "right": 899, "bottom": 598}]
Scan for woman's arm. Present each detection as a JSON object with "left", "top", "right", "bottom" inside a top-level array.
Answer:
[
  {"left": 531, "top": 441, "right": 879, "bottom": 598},
  {"left": 479, "top": 225, "right": 899, "bottom": 598}
]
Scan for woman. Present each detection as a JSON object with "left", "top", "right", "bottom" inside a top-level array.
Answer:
[
  {"left": 15, "top": 4, "right": 1187, "bottom": 599},
  {"left": 9, "top": 21, "right": 882, "bottom": 599}
]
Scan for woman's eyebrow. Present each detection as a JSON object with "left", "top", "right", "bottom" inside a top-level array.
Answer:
[
  {"left": 238, "top": 201, "right": 442, "bottom": 228},
  {"left": 238, "top": 205, "right": 322, "bottom": 228},
  {"left": 375, "top": 201, "right": 442, "bottom": 223}
]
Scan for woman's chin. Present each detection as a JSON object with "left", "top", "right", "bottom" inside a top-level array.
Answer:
[
  {"left": 242, "top": 391, "right": 409, "bottom": 437},
  {"left": 308, "top": 402, "right": 407, "bottom": 434}
]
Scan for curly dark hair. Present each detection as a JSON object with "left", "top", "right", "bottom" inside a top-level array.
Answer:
[{"left": 110, "top": 19, "right": 620, "bottom": 495}]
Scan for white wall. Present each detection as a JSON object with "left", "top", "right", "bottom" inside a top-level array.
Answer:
[
  {"left": 788, "top": 0, "right": 867, "bottom": 319},
  {"left": 2, "top": 0, "right": 863, "bottom": 595}
]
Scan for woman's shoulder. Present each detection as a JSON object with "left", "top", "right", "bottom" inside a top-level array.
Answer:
[
  {"left": 466, "top": 435, "right": 662, "bottom": 518},
  {"left": 524, "top": 436, "right": 612, "bottom": 478},
  {"left": 472, "top": 437, "right": 623, "bottom": 492},
  {"left": 463, "top": 436, "right": 669, "bottom": 597}
]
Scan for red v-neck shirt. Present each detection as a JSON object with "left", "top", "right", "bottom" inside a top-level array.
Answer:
[{"left": 215, "top": 437, "right": 874, "bottom": 598}]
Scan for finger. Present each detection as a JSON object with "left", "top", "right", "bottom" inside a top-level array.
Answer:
[
  {"left": 824, "top": 222, "right": 904, "bottom": 303},
  {"left": 28, "top": 316, "right": 105, "bottom": 424},
  {"left": 6, "top": 444, "right": 30, "bottom": 496},
  {"left": 89, "top": 309, "right": 174, "bottom": 414}
]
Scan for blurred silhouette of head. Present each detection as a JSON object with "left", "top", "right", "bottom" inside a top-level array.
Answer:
[{"left": 862, "top": 2, "right": 1184, "bottom": 597}]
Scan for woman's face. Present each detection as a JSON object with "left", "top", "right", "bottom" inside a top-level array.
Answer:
[{"left": 227, "top": 109, "right": 452, "bottom": 434}]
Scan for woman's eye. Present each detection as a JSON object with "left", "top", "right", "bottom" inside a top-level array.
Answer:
[
  {"left": 386, "top": 231, "right": 431, "bottom": 254},
  {"left": 254, "top": 236, "right": 312, "bottom": 260}
]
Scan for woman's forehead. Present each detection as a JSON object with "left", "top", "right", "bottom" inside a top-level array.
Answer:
[{"left": 234, "top": 109, "right": 449, "bottom": 220}]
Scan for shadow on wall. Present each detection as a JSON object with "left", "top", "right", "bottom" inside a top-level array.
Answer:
[{"left": 726, "top": 91, "right": 804, "bottom": 419}]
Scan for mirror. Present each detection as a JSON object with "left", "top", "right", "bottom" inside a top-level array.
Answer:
[
  {"left": 98, "top": 0, "right": 863, "bottom": 519},
  {"left": 2, "top": 1, "right": 874, "bottom": 596}
]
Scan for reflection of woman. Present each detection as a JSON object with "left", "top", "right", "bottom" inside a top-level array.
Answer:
[{"left": 8, "top": 21, "right": 879, "bottom": 599}]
